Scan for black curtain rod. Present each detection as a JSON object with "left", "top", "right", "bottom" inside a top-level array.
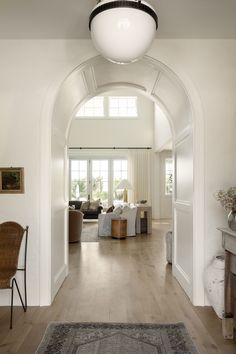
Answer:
[{"left": 69, "top": 147, "right": 152, "bottom": 150}]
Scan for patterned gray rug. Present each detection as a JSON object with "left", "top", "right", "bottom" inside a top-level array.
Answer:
[
  {"left": 35, "top": 322, "right": 199, "bottom": 354},
  {"left": 81, "top": 222, "right": 98, "bottom": 242}
]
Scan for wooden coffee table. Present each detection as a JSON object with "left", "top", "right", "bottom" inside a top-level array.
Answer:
[{"left": 111, "top": 219, "right": 127, "bottom": 239}]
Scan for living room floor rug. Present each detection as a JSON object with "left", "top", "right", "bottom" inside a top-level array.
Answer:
[
  {"left": 81, "top": 222, "right": 98, "bottom": 242},
  {"left": 35, "top": 322, "right": 199, "bottom": 354}
]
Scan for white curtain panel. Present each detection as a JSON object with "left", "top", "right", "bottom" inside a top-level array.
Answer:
[{"left": 128, "top": 149, "right": 152, "bottom": 204}]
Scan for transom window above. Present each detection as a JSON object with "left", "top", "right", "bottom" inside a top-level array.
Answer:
[
  {"left": 76, "top": 96, "right": 104, "bottom": 117},
  {"left": 75, "top": 95, "right": 138, "bottom": 119},
  {"left": 109, "top": 96, "right": 137, "bottom": 117}
]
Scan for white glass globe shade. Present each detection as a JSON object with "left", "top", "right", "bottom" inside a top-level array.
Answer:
[{"left": 89, "top": 0, "right": 158, "bottom": 64}]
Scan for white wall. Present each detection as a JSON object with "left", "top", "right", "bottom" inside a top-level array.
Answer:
[
  {"left": 154, "top": 104, "right": 172, "bottom": 152},
  {"left": 0, "top": 39, "right": 236, "bottom": 305},
  {"left": 68, "top": 89, "right": 154, "bottom": 148},
  {"left": 149, "top": 40, "right": 236, "bottom": 268},
  {"left": 0, "top": 40, "right": 97, "bottom": 305}
]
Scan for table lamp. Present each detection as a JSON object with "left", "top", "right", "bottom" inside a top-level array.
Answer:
[{"left": 116, "top": 179, "right": 132, "bottom": 203}]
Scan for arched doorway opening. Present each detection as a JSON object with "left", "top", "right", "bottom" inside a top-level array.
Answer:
[{"left": 40, "top": 55, "right": 204, "bottom": 307}]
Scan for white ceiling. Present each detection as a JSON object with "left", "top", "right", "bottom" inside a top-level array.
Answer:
[{"left": 0, "top": 0, "right": 236, "bottom": 39}]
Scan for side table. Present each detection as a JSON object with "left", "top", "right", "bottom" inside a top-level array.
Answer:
[
  {"left": 112, "top": 219, "right": 127, "bottom": 239},
  {"left": 135, "top": 205, "right": 152, "bottom": 234},
  {"left": 218, "top": 227, "right": 236, "bottom": 339}
]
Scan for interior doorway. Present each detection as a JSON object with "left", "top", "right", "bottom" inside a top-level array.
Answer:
[
  {"left": 67, "top": 87, "right": 169, "bottom": 245},
  {"left": 40, "top": 55, "right": 205, "bottom": 307}
]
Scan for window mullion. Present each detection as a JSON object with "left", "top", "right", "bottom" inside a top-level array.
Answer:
[
  {"left": 108, "top": 159, "right": 113, "bottom": 206},
  {"left": 88, "top": 160, "right": 92, "bottom": 200}
]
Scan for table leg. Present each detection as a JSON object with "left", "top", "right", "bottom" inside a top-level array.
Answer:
[{"left": 222, "top": 250, "right": 234, "bottom": 339}]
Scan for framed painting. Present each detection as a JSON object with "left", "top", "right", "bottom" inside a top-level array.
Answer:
[{"left": 0, "top": 167, "right": 24, "bottom": 193}]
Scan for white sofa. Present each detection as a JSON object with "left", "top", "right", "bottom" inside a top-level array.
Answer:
[{"left": 98, "top": 205, "right": 137, "bottom": 237}]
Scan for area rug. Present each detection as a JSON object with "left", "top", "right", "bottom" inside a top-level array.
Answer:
[
  {"left": 35, "top": 322, "right": 199, "bottom": 354},
  {"left": 80, "top": 222, "right": 98, "bottom": 242}
]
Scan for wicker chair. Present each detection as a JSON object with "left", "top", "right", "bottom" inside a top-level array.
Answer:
[{"left": 0, "top": 222, "right": 29, "bottom": 329}]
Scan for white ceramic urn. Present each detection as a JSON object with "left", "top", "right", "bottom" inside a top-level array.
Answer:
[{"left": 204, "top": 255, "right": 225, "bottom": 319}]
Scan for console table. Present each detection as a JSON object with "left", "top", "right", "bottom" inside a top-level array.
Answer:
[
  {"left": 218, "top": 227, "right": 236, "bottom": 339},
  {"left": 135, "top": 205, "right": 152, "bottom": 234}
]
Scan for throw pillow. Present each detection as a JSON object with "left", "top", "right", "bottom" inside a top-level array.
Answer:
[
  {"left": 113, "top": 206, "right": 122, "bottom": 215},
  {"left": 89, "top": 199, "right": 101, "bottom": 210},
  {"left": 122, "top": 205, "right": 130, "bottom": 212},
  {"left": 106, "top": 205, "right": 115, "bottom": 213},
  {"left": 81, "top": 201, "right": 90, "bottom": 211}
]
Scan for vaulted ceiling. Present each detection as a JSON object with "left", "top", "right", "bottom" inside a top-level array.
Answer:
[{"left": 0, "top": 0, "right": 236, "bottom": 39}]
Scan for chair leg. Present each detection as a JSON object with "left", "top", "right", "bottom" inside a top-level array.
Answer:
[
  {"left": 24, "top": 268, "right": 27, "bottom": 310},
  {"left": 10, "top": 278, "right": 27, "bottom": 329},
  {"left": 13, "top": 278, "right": 26, "bottom": 311},
  {"left": 10, "top": 282, "right": 14, "bottom": 329}
]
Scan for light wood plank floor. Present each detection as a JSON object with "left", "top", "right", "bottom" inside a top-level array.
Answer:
[{"left": 0, "top": 220, "right": 235, "bottom": 354}]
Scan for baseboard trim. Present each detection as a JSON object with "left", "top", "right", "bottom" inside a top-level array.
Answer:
[{"left": 52, "top": 264, "right": 68, "bottom": 300}]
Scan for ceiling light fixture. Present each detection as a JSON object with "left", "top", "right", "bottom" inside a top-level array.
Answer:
[{"left": 89, "top": 0, "right": 158, "bottom": 64}]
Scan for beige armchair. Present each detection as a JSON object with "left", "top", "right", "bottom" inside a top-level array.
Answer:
[{"left": 69, "top": 210, "right": 83, "bottom": 242}]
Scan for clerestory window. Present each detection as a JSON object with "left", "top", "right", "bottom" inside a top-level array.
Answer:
[{"left": 76, "top": 95, "right": 138, "bottom": 119}]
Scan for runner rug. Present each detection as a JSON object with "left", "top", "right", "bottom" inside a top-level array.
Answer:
[{"left": 35, "top": 322, "right": 199, "bottom": 354}]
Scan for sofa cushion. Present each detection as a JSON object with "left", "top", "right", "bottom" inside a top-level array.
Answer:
[
  {"left": 106, "top": 205, "right": 115, "bottom": 213},
  {"left": 89, "top": 199, "right": 101, "bottom": 210},
  {"left": 113, "top": 206, "right": 122, "bottom": 215},
  {"left": 81, "top": 201, "right": 90, "bottom": 211},
  {"left": 69, "top": 200, "right": 82, "bottom": 210}
]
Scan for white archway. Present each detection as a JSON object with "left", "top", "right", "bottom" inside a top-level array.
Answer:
[{"left": 40, "top": 55, "right": 205, "bottom": 306}]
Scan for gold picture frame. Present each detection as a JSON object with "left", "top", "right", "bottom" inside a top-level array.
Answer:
[{"left": 0, "top": 167, "right": 24, "bottom": 193}]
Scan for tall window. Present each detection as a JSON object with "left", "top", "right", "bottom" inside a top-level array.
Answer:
[
  {"left": 70, "top": 158, "right": 128, "bottom": 207},
  {"left": 76, "top": 96, "right": 104, "bottom": 117},
  {"left": 113, "top": 160, "right": 128, "bottom": 204},
  {"left": 92, "top": 160, "right": 108, "bottom": 204},
  {"left": 165, "top": 158, "right": 173, "bottom": 195},
  {"left": 70, "top": 160, "right": 88, "bottom": 200}
]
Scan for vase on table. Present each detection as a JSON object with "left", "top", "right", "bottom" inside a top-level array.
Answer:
[
  {"left": 228, "top": 209, "right": 236, "bottom": 231},
  {"left": 204, "top": 255, "right": 225, "bottom": 319}
]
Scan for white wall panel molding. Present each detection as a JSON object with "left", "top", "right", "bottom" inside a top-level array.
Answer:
[
  {"left": 96, "top": 82, "right": 146, "bottom": 94},
  {"left": 173, "top": 206, "right": 193, "bottom": 299},
  {"left": 151, "top": 71, "right": 162, "bottom": 96},
  {"left": 174, "top": 263, "right": 192, "bottom": 298},
  {"left": 174, "top": 125, "right": 192, "bottom": 146},
  {"left": 174, "top": 200, "right": 192, "bottom": 208},
  {"left": 82, "top": 65, "right": 98, "bottom": 95}
]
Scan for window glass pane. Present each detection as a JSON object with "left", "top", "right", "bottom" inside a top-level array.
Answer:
[
  {"left": 113, "top": 159, "right": 128, "bottom": 204},
  {"left": 121, "top": 160, "right": 127, "bottom": 170},
  {"left": 76, "top": 96, "right": 104, "bottom": 117},
  {"left": 70, "top": 160, "right": 88, "bottom": 200},
  {"left": 109, "top": 96, "right": 137, "bottom": 117},
  {"left": 113, "top": 160, "right": 120, "bottom": 170},
  {"left": 71, "top": 171, "right": 79, "bottom": 180},
  {"left": 92, "top": 160, "right": 108, "bottom": 203},
  {"left": 71, "top": 160, "right": 79, "bottom": 170},
  {"left": 70, "top": 158, "right": 129, "bottom": 207},
  {"left": 79, "top": 161, "right": 87, "bottom": 170},
  {"left": 165, "top": 158, "right": 173, "bottom": 195},
  {"left": 80, "top": 171, "right": 87, "bottom": 179}
]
